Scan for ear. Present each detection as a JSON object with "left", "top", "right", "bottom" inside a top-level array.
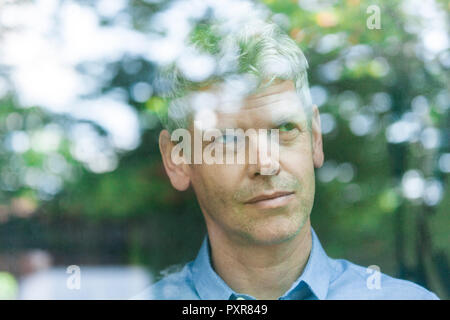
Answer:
[
  {"left": 311, "top": 105, "right": 324, "bottom": 168},
  {"left": 159, "top": 130, "right": 191, "bottom": 191}
]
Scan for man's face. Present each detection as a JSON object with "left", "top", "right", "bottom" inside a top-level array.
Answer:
[{"left": 162, "top": 80, "right": 323, "bottom": 245}]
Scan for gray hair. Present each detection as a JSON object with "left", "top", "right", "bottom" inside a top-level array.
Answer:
[{"left": 159, "top": 18, "right": 313, "bottom": 133}]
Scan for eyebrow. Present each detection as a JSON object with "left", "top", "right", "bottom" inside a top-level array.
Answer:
[
  {"left": 271, "top": 111, "right": 306, "bottom": 127},
  {"left": 212, "top": 115, "right": 306, "bottom": 134},
  {"left": 212, "top": 102, "right": 307, "bottom": 131},
  {"left": 272, "top": 114, "right": 294, "bottom": 126}
]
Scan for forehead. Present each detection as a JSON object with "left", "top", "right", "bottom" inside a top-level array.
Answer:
[{"left": 212, "top": 80, "right": 307, "bottom": 129}]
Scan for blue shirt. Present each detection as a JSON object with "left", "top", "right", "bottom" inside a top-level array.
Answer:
[{"left": 133, "top": 228, "right": 439, "bottom": 300}]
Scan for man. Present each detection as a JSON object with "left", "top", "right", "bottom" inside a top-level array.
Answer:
[{"left": 134, "top": 16, "right": 439, "bottom": 300}]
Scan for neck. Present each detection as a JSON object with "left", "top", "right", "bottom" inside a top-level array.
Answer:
[{"left": 206, "top": 219, "right": 312, "bottom": 300}]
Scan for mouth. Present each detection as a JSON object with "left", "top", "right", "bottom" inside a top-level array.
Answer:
[{"left": 244, "top": 191, "right": 295, "bottom": 209}]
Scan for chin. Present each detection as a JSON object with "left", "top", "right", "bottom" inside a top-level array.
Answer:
[{"left": 242, "top": 216, "right": 306, "bottom": 246}]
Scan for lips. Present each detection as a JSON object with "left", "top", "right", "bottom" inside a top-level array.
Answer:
[{"left": 244, "top": 191, "right": 295, "bottom": 204}]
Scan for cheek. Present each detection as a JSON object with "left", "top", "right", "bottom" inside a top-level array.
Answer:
[
  {"left": 192, "top": 165, "right": 243, "bottom": 202},
  {"left": 281, "top": 143, "right": 315, "bottom": 174},
  {"left": 280, "top": 145, "right": 316, "bottom": 203}
]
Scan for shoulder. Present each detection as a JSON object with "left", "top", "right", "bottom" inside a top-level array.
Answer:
[
  {"left": 327, "top": 258, "right": 439, "bottom": 300},
  {"left": 130, "top": 262, "right": 199, "bottom": 300}
]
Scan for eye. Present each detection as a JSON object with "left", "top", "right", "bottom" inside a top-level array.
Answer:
[{"left": 278, "top": 122, "right": 297, "bottom": 132}]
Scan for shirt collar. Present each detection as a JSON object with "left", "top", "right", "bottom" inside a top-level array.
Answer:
[
  {"left": 191, "top": 227, "right": 332, "bottom": 300},
  {"left": 281, "top": 227, "right": 332, "bottom": 300},
  {"left": 191, "top": 236, "right": 235, "bottom": 300}
]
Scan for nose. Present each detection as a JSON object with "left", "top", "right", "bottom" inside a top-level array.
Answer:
[{"left": 247, "top": 129, "right": 280, "bottom": 178}]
